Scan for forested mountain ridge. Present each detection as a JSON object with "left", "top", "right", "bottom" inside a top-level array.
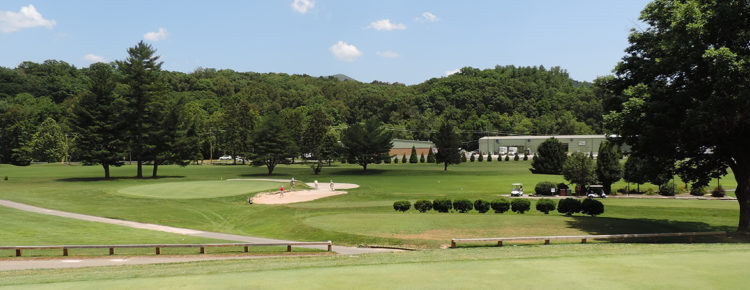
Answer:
[{"left": 0, "top": 58, "right": 604, "bottom": 164}]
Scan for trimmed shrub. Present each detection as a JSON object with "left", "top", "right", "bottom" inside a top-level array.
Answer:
[
  {"left": 497, "top": 155, "right": 502, "bottom": 162},
  {"left": 505, "top": 155, "right": 510, "bottom": 161},
  {"left": 420, "top": 153, "right": 425, "bottom": 163},
  {"left": 690, "top": 185, "right": 706, "bottom": 196},
  {"left": 409, "top": 146, "right": 418, "bottom": 163},
  {"left": 427, "top": 148, "right": 436, "bottom": 163},
  {"left": 536, "top": 198, "right": 556, "bottom": 214},
  {"left": 511, "top": 199, "right": 531, "bottom": 214},
  {"left": 477, "top": 154, "right": 484, "bottom": 162},
  {"left": 433, "top": 198, "right": 453, "bottom": 213},
  {"left": 453, "top": 199, "right": 473, "bottom": 213},
  {"left": 414, "top": 199, "right": 433, "bottom": 212},
  {"left": 659, "top": 183, "right": 675, "bottom": 196},
  {"left": 393, "top": 156, "right": 399, "bottom": 164},
  {"left": 534, "top": 181, "right": 558, "bottom": 196},
  {"left": 487, "top": 154, "right": 493, "bottom": 162},
  {"left": 470, "top": 154, "right": 475, "bottom": 162},
  {"left": 523, "top": 154, "right": 529, "bottom": 161},
  {"left": 711, "top": 186, "right": 726, "bottom": 198},
  {"left": 402, "top": 154, "right": 408, "bottom": 163},
  {"left": 581, "top": 198, "right": 604, "bottom": 216},
  {"left": 557, "top": 183, "right": 569, "bottom": 190},
  {"left": 393, "top": 200, "right": 411, "bottom": 212},
  {"left": 3, "top": 176, "right": 6, "bottom": 181},
  {"left": 383, "top": 155, "right": 392, "bottom": 164},
  {"left": 491, "top": 198, "right": 511, "bottom": 213},
  {"left": 474, "top": 199, "right": 491, "bottom": 213},
  {"left": 557, "top": 198, "right": 581, "bottom": 215},
  {"left": 514, "top": 154, "right": 520, "bottom": 161}
]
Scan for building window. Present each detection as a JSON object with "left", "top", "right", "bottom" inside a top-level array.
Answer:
[{"left": 578, "top": 141, "right": 586, "bottom": 146}]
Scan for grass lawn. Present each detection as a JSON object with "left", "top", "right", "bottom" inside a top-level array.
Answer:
[
  {"left": 2, "top": 243, "right": 749, "bottom": 289},
  {"left": 0, "top": 162, "right": 741, "bottom": 248}
]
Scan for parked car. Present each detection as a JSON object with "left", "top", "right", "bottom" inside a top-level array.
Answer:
[
  {"left": 511, "top": 183, "right": 524, "bottom": 197},
  {"left": 219, "top": 155, "right": 232, "bottom": 160},
  {"left": 235, "top": 156, "right": 244, "bottom": 162}
]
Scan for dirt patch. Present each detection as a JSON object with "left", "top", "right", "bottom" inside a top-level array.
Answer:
[{"left": 236, "top": 179, "right": 359, "bottom": 204}]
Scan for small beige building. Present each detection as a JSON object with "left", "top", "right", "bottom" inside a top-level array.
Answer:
[
  {"left": 390, "top": 139, "right": 435, "bottom": 158},
  {"left": 478, "top": 135, "right": 613, "bottom": 156}
]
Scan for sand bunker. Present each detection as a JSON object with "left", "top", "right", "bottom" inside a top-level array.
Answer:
[{"left": 228, "top": 179, "right": 359, "bottom": 204}]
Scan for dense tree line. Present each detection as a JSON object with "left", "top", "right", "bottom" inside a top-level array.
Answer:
[{"left": 0, "top": 43, "right": 605, "bottom": 173}]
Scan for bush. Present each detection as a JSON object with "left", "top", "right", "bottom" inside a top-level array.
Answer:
[
  {"left": 505, "top": 155, "right": 510, "bottom": 161},
  {"left": 461, "top": 154, "right": 467, "bottom": 162},
  {"left": 514, "top": 154, "right": 520, "bottom": 161},
  {"left": 536, "top": 198, "right": 556, "bottom": 214},
  {"left": 557, "top": 198, "right": 581, "bottom": 215},
  {"left": 383, "top": 155, "right": 392, "bottom": 164},
  {"left": 414, "top": 199, "right": 433, "bottom": 212},
  {"left": 474, "top": 199, "right": 491, "bottom": 213},
  {"left": 393, "top": 156, "right": 399, "bottom": 164},
  {"left": 491, "top": 198, "right": 511, "bottom": 213},
  {"left": 690, "top": 185, "right": 706, "bottom": 196},
  {"left": 711, "top": 186, "right": 726, "bottom": 198},
  {"left": 511, "top": 199, "right": 531, "bottom": 214},
  {"left": 401, "top": 155, "right": 408, "bottom": 163},
  {"left": 557, "top": 183, "right": 569, "bottom": 190},
  {"left": 433, "top": 198, "right": 453, "bottom": 213},
  {"left": 420, "top": 153, "right": 425, "bottom": 163},
  {"left": 659, "top": 183, "right": 675, "bottom": 196},
  {"left": 3, "top": 176, "right": 6, "bottom": 181},
  {"left": 534, "top": 181, "right": 558, "bottom": 196},
  {"left": 477, "top": 154, "right": 484, "bottom": 162},
  {"left": 470, "top": 154, "right": 475, "bottom": 162},
  {"left": 487, "top": 154, "right": 493, "bottom": 162},
  {"left": 393, "top": 200, "right": 411, "bottom": 212},
  {"left": 453, "top": 199, "right": 473, "bottom": 213},
  {"left": 523, "top": 154, "right": 529, "bottom": 161},
  {"left": 581, "top": 198, "right": 604, "bottom": 216}
]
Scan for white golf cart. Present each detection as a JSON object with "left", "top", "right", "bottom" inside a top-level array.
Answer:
[
  {"left": 511, "top": 183, "right": 524, "bottom": 197},
  {"left": 587, "top": 185, "right": 607, "bottom": 198}
]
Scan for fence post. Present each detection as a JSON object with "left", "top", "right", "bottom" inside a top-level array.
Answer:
[
  {"left": 109, "top": 248, "right": 114, "bottom": 255},
  {"left": 581, "top": 238, "right": 587, "bottom": 244},
  {"left": 155, "top": 247, "right": 160, "bottom": 255},
  {"left": 15, "top": 249, "right": 21, "bottom": 257},
  {"left": 327, "top": 242, "right": 332, "bottom": 252},
  {"left": 497, "top": 241, "right": 503, "bottom": 247},
  {"left": 200, "top": 247, "right": 205, "bottom": 254},
  {"left": 544, "top": 239, "right": 550, "bottom": 245},
  {"left": 287, "top": 245, "right": 292, "bottom": 252},
  {"left": 244, "top": 246, "right": 248, "bottom": 253},
  {"left": 451, "top": 240, "right": 457, "bottom": 248},
  {"left": 63, "top": 248, "right": 68, "bottom": 256}
]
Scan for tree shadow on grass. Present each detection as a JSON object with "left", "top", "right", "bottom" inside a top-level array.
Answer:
[
  {"left": 565, "top": 216, "right": 747, "bottom": 243},
  {"left": 56, "top": 176, "right": 185, "bottom": 182}
]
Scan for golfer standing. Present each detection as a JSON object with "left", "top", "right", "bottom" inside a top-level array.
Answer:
[
  {"left": 329, "top": 180, "right": 334, "bottom": 191},
  {"left": 280, "top": 185, "right": 284, "bottom": 198}
]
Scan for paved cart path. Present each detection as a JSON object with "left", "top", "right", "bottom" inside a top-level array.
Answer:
[{"left": 0, "top": 200, "right": 397, "bottom": 270}]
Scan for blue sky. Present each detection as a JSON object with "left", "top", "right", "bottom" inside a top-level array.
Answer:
[{"left": 0, "top": 0, "right": 651, "bottom": 84}]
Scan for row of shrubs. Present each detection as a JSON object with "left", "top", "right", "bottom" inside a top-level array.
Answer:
[
  {"left": 468, "top": 154, "right": 529, "bottom": 162},
  {"left": 393, "top": 198, "right": 603, "bottom": 216}
]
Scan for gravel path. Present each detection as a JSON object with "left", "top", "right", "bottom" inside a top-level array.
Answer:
[{"left": 0, "top": 199, "right": 398, "bottom": 270}]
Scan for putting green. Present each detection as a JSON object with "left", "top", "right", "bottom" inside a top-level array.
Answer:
[{"left": 117, "top": 180, "right": 281, "bottom": 199}]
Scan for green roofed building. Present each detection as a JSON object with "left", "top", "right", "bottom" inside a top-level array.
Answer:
[
  {"left": 390, "top": 139, "right": 435, "bottom": 158},
  {"left": 478, "top": 135, "right": 624, "bottom": 156}
]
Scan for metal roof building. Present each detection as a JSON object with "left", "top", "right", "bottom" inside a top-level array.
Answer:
[{"left": 478, "top": 135, "right": 614, "bottom": 156}]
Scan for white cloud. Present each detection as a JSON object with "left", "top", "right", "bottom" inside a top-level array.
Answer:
[
  {"left": 445, "top": 68, "right": 460, "bottom": 76},
  {"left": 0, "top": 5, "right": 56, "bottom": 33},
  {"left": 291, "top": 0, "right": 315, "bottom": 14},
  {"left": 329, "top": 41, "right": 362, "bottom": 62},
  {"left": 367, "top": 19, "right": 406, "bottom": 31},
  {"left": 144, "top": 27, "right": 168, "bottom": 41},
  {"left": 376, "top": 51, "right": 399, "bottom": 59},
  {"left": 83, "top": 54, "right": 106, "bottom": 63},
  {"left": 416, "top": 12, "right": 439, "bottom": 23}
]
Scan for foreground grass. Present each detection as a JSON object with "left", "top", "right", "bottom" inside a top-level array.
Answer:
[
  {"left": 0, "top": 162, "right": 741, "bottom": 248},
  {"left": 2, "top": 243, "right": 748, "bottom": 289}
]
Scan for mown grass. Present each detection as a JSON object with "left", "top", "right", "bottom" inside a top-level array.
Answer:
[
  {"left": 0, "top": 162, "right": 741, "bottom": 248},
  {"left": 2, "top": 243, "right": 749, "bottom": 289}
]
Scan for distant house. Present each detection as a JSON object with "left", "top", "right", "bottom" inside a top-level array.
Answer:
[
  {"left": 478, "top": 135, "right": 627, "bottom": 157},
  {"left": 390, "top": 139, "right": 435, "bottom": 158}
]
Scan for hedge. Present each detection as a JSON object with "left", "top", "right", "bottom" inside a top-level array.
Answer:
[
  {"left": 491, "top": 198, "right": 511, "bottom": 213},
  {"left": 534, "top": 181, "right": 557, "bottom": 196},
  {"left": 433, "top": 198, "right": 453, "bottom": 213},
  {"left": 414, "top": 199, "right": 433, "bottom": 212},
  {"left": 535, "top": 198, "right": 556, "bottom": 214},
  {"left": 557, "top": 198, "right": 581, "bottom": 215},
  {"left": 393, "top": 200, "right": 411, "bottom": 212},
  {"left": 581, "top": 198, "right": 604, "bottom": 216},
  {"left": 474, "top": 199, "right": 491, "bottom": 213},
  {"left": 511, "top": 199, "right": 531, "bottom": 214},
  {"left": 453, "top": 199, "right": 473, "bottom": 213}
]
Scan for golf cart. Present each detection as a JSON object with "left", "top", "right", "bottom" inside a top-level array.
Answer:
[
  {"left": 511, "top": 183, "right": 524, "bottom": 197},
  {"left": 587, "top": 185, "right": 606, "bottom": 198}
]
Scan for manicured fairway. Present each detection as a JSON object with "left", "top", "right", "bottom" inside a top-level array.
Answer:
[
  {"left": 117, "top": 180, "right": 280, "bottom": 199},
  {"left": 2, "top": 244, "right": 748, "bottom": 289}
]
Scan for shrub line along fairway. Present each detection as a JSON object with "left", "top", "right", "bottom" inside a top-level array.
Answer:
[{"left": 0, "top": 200, "right": 397, "bottom": 257}]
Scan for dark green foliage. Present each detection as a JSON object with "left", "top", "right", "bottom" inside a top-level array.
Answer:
[
  {"left": 603, "top": 0, "right": 750, "bottom": 230},
  {"left": 511, "top": 199, "right": 531, "bottom": 214},
  {"left": 563, "top": 152, "right": 595, "bottom": 189},
  {"left": 452, "top": 199, "right": 473, "bottom": 213},
  {"left": 393, "top": 156, "right": 399, "bottom": 164},
  {"left": 530, "top": 138, "right": 567, "bottom": 174},
  {"left": 419, "top": 153, "right": 425, "bottom": 163},
  {"left": 477, "top": 153, "right": 484, "bottom": 162},
  {"left": 513, "top": 154, "right": 520, "bottom": 161},
  {"left": 596, "top": 141, "right": 622, "bottom": 194},
  {"left": 474, "top": 199, "right": 490, "bottom": 213},
  {"left": 433, "top": 122, "right": 462, "bottom": 171},
  {"left": 712, "top": 187, "right": 726, "bottom": 198},
  {"left": 557, "top": 198, "right": 582, "bottom": 216},
  {"left": 250, "top": 113, "right": 298, "bottom": 175},
  {"left": 414, "top": 200, "right": 433, "bottom": 213},
  {"left": 504, "top": 155, "right": 510, "bottom": 161},
  {"left": 557, "top": 183, "right": 569, "bottom": 190},
  {"left": 581, "top": 199, "right": 604, "bottom": 216},
  {"left": 470, "top": 154, "right": 475, "bottom": 162},
  {"left": 433, "top": 198, "right": 452, "bottom": 213},
  {"left": 393, "top": 200, "right": 411, "bottom": 212},
  {"left": 491, "top": 198, "right": 511, "bottom": 213},
  {"left": 30, "top": 117, "right": 65, "bottom": 162},
  {"left": 690, "top": 185, "right": 706, "bottom": 196},
  {"left": 523, "top": 154, "right": 528, "bottom": 161},
  {"left": 383, "top": 154, "right": 392, "bottom": 164},
  {"left": 3, "top": 176, "right": 6, "bottom": 181},
  {"left": 341, "top": 118, "right": 393, "bottom": 171},
  {"left": 427, "top": 148, "right": 436, "bottom": 163},
  {"left": 487, "top": 154, "right": 492, "bottom": 162},
  {"left": 659, "top": 183, "right": 675, "bottom": 196},
  {"left": 409, "top": 146, "right": 418, "bottom": 163},
  {"left": 301, "top": 107, "right": 333, "bottom": 174},
  {"left": 401, "top": 154, "right": 407, "bottom": 163},
  {"left": 623, "top": 155, "right": 649, "bottom": 192},
  {"left": 536, "top": 198, "right": 556, "bottom": 214},
  {"left": 534, "top": 181, "right": 558, "bottom": 196}
]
